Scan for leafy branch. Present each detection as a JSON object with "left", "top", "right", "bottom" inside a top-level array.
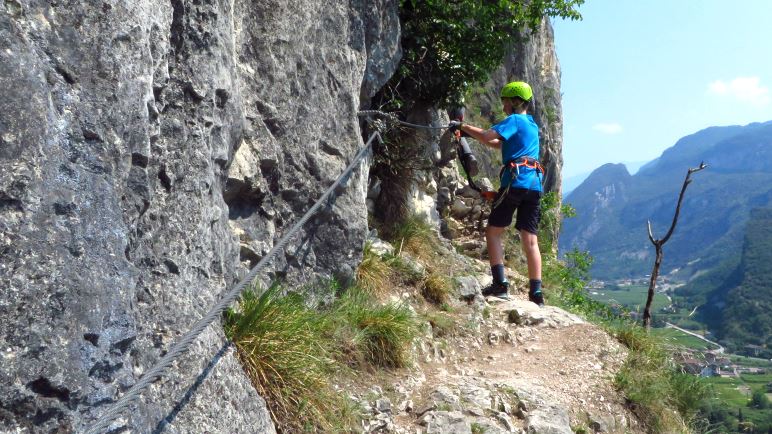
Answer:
[{"left": 375, "top": 0, "right": 584, "bottom": 111}]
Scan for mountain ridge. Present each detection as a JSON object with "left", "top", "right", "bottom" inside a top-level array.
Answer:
[
  {"left": 692, "top": 207, "right": 772, "bottom": 358},
  {"left": 561, "top": 120, "right": 772, "bottom": 280}
]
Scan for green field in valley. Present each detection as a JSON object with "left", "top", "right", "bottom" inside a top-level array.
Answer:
[
  {"left": 706, "top": 376, "right": 754, "bottom": 407},
  {"left": 704, "top": 373, "right": 772, "bottom": 430},
  {"left": 730, "top": 354, "right": 772, "bottom": 368},
  {"left": 650, "top": 327, "right": 718, "bottom": 351},
  {"left": 588, "top": 284, "right": 671, "bottom": 313}
]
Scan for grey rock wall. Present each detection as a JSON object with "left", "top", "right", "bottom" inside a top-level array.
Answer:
[{"left": 0, "top": 0, "right": 399, "bottom": 432}]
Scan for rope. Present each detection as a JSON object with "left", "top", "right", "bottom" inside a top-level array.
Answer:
[
  {"left": 357, "top": 109, "right": 449, "bottom": 130},
  {"left": 84, "top": 131, "right": 381, "bottom": 434}
]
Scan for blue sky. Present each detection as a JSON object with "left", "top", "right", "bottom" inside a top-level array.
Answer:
[{"left": 553, "top": 0, "right": 772, "bottom": 181}]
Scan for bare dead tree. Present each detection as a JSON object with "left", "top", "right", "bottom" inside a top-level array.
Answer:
[{"left": 643, "top": 162, "right": 707, "bottom": 329}]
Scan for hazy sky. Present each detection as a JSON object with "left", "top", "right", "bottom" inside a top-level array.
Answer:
[{"left": 553, "top": 0, "right": 772, "bottom": 179}]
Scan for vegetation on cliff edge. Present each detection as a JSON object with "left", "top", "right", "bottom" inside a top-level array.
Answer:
[{"left": 377, "top": 0, "right": 584, "bottom": 110}]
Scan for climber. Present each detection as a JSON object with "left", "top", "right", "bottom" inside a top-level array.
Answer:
[{"left": 449, "top": 81, "right": 545, "bottom": 306}]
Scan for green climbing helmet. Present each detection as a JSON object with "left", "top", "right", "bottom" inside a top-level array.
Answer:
[{"left": 500, "top": 81, "right": 533, "bottom": 102}]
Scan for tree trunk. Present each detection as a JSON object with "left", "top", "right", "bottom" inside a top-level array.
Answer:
[
  {"left": 643, "top": 245, "right": 663, "bottom": 329},
  {"left": 643, "top": 162, "right": 706, "bottom": 329}
]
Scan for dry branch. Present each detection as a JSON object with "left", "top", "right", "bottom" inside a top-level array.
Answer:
[{"left": 642, "top": 162, "right": 706, "bottom": 328}]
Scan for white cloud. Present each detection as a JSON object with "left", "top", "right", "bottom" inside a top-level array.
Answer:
[
  {"left": 592, "top": 123, "right": 623, "bottom": 134},
  {"left": 707, "top": 76, "right": 770, "bottom": 106}
]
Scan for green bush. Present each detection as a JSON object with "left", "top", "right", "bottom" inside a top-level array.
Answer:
[
  {"left": 749, "top": 389, "right": 771, "bottom": 409},
  {"left": 377, "top": 0, "right": 584, "bottom": 110},
  {"left": 539, "top": 191, "right": 576, "bottom": 253},
  {"left": 544, "top": 249, "right": 616, "bottom": 320}
]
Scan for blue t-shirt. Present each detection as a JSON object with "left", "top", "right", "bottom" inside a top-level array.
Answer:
[{"left": 491, "top": 113, "right": 542, "bottom": 192}]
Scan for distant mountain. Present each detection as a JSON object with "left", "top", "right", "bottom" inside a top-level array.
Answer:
[
  {"left": 689, "top": 208, "right": 772, "bottom": 358},
  {"left": 562, "top": 161, "right": 648, "bottom": 196},
  {"left": 560, "top": 121, "right": 772, "bottom": 281},
  {"left": 562, "top": 171, "right": 592, "bottom": 196}
]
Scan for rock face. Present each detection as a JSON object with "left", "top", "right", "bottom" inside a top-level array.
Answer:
[{"left": 0, "top": 0, "right": 399, "bottom": 432}]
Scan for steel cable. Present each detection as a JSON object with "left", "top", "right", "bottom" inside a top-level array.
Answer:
[
  {"left": 84, "top": 131, "right": 381, "bottom": 434},
  {"left": 357, "top": 109, "right": 450, "bottom": 130},
  {"left": 85, "top": 109, "right": 443, "bottom": 433}
]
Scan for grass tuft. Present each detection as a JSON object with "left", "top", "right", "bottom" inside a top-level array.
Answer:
[
  {"left": 356, "top": 241, "right": 392, "bottom": 295},
  {"left": 471, "top": 422, "right": 487, "bottom": 434},
  {"left": 226, "top": 282, "right": 417, "bottom": 431},
  {"left": 386, "top": 253, "right": 426, "bottom": 285},
  {"left": 388, "top": 214, "right": 436, "bottom": 259},
  {"left": 612, "top": 323, "right": 710, "bottom": 433},
  {"left": 422, "top": 310, "right": 457, "bottom": 338},
  {"left": 422, "top": 271, "right": 452, "bottom": 305},
  {"left": 332, "top": 288, "right": 417, "bottom": 369},
  {"left": 224, "top": 284, "right": 346, "bottom": 433}
]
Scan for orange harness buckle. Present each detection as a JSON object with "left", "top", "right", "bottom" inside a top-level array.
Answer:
[{"left": 507, "top": 157, "right": 544, "bottom": 174}]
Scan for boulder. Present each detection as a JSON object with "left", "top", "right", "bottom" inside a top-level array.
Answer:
[
  {"left": 451, "top": 197, "right": 474, "bottom": 219},
  {"left": 455, "top": 275, "right": 484, "bottom": 300},
  {"left": 525, "top": 405, "right": 573, "bottom": 434}
]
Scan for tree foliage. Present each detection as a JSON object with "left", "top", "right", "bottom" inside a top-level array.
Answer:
[
  {"left": 718, "top": 208, "right": 772, "bottom": 358},
  {"left": 749, "top": 390, "right": 771, "bottom": 410},
  {"left": 539, "top": 191, "right": 576, "bottom": 252},
  {"left": 376, "top": 0, "right": 583, "bottom": 110}
]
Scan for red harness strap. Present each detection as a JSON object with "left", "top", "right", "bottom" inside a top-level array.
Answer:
[{"left": 507, "top": 157, "right": 545, "bottom": 175}]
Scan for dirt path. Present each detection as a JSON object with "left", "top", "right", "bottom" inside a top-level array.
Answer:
[{"left": 352, "top": 287, "right": 646, "bottom": 434}]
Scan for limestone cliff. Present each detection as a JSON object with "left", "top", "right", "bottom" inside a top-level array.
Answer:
[
  {"left": 0, "top": 2, "right": 567, "bottom": 433},
  {"left": 0, "top": 0, "right": 399, "bottom": 432}
]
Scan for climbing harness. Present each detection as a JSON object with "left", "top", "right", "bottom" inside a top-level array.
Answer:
[
  {"left": 492, "top": 156, "right": 545, "bottom": 209},
  {"left": 504, "top": 156, "right": 544, "bottom": 178},
  {"left": 83, "top": 111, "right": 458, "bottom": 434}
]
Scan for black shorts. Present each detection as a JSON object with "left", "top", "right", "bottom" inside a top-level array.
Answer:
[{"left": 488, "top": 187, "right": 542, "bottom": 234}]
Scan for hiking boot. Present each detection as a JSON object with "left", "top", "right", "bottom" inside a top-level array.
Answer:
[
  {"left": 529, "top": 291, "right": 545, "bottom": 307},
  {"left": 482, "top": 281, "right": 509, "bottom": 299}
]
